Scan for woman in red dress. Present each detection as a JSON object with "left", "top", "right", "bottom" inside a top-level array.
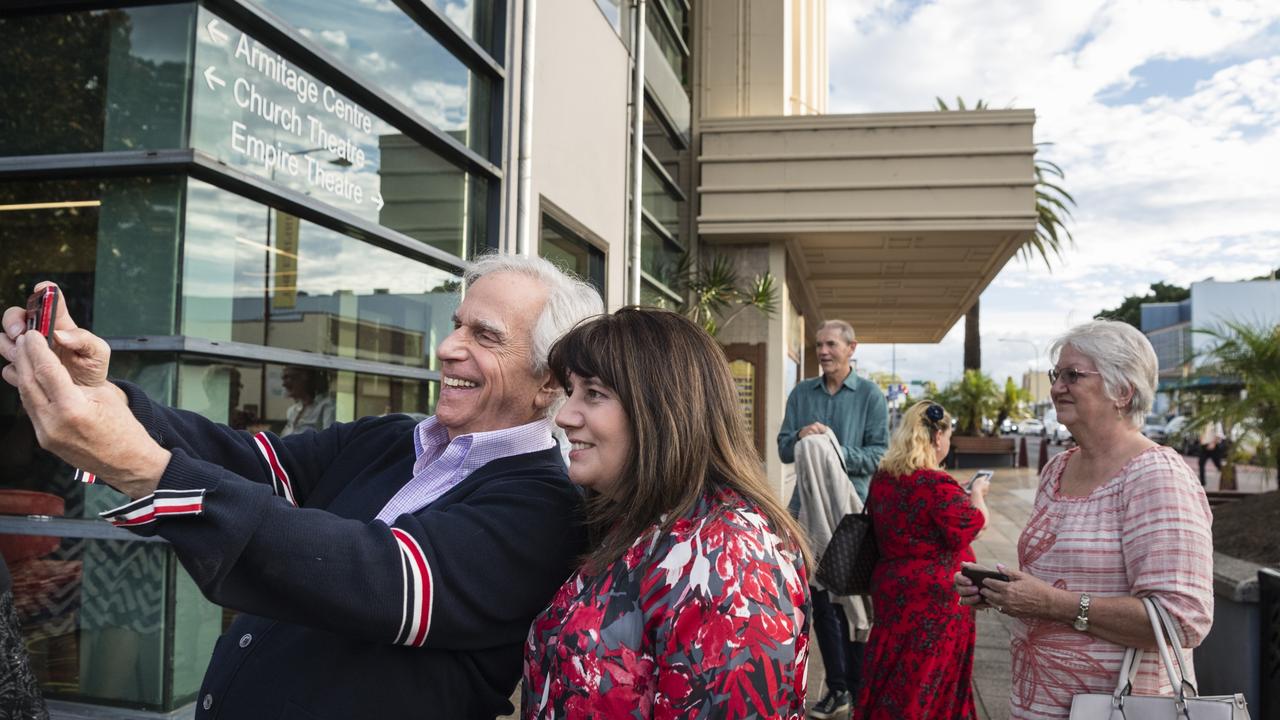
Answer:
[{"left": 854, "top": 401, "right": 990, "bottom": 719}]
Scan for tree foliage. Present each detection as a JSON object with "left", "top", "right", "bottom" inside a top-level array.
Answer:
[
  {"left": 1094, "top": 281, "right": 1190, "bottom": 329},
  {"left": 667, "top": 253, "right": 778, "bottom": 337},
  {"left": 1192, "top": 321, "right": 1280, "bottom": 472},
  {"left": 935, "top": 370, "right": 1000, "bottom": 436}
]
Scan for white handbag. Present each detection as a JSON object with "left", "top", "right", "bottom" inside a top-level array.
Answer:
[{"left": 1068, "top": 597, "right": 1250, "bottom": 719}]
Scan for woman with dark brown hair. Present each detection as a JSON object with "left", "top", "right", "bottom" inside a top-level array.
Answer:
[{"left": 522, "top": 307, "right": 811, "bottom": 719}]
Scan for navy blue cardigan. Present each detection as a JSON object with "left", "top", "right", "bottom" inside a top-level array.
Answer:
[{"left": 110, "top": 382, "right": 586, "bottom": 719}]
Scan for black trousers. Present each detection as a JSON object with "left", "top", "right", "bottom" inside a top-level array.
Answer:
[
  {"left": 1197, "top": 443, "right": 1226, "bottom": 485},
  {"left": 810, "top": 586, "right": 866, "bottom": 695}
]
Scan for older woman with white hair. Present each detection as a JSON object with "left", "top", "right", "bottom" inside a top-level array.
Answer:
[{"left": 955, "top": 320, "right": 1214, "bottom": 719}]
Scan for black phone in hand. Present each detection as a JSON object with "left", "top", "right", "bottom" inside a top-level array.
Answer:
[{"left": 961, "top": 565, "right": 1009, "bottom": 590}]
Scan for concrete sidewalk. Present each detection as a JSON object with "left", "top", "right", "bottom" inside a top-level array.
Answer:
[{"left": 968, "top": 466, "right": 1041, "bottom": 720}]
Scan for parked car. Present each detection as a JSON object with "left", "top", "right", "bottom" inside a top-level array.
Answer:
[
  {"left": 1162, "top": 415, "right": 1194, "bottom": 454},
  {"left": 1000, "top": 418, "right": 1019, "bottom": 434},
  {"left": 1141, "top": 414, "right": 1169, "bottom": 443},
  {"left": 1019, "top": 419, "right": 1045, "bottom": 436},
  {"left": 1050, "top": 422, "right": 1073, "bottom": 444}
]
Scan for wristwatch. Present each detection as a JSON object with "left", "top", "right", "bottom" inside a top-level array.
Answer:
[{"left": 1072, "top": 592, "right": 1092, "bottom": 631}]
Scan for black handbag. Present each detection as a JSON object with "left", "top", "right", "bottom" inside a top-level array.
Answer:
[{"left": 815, "top": 506, "right": 879, "bottom": 596}]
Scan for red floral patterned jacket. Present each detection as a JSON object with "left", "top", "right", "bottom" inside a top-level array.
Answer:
[{"left": 522, "top": 486, "right": 810, "bottom": 719}]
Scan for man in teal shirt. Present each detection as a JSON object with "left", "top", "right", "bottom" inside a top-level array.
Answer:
[{"left": 777, "top": 319, "right": 887, "bottom": 718}]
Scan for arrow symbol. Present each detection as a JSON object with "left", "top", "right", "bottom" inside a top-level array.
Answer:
[
  {"left": 204, "top": 66, "right": 226, "bottom": 91},
  {"left": 372, "top": 193, "right": 385, "bottom": 211},
  {"left": 207, "top": 18, "right": 229, "bottom": 44}
]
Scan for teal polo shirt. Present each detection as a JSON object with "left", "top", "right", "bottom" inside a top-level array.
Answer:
[{"left": 777, "top": 370, "right": 889, "bottom": 501}]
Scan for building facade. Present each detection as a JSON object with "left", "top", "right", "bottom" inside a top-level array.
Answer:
[
  {"left": 0, "top": 0, "right": 1033, "bottom": 714},
  {"left": 1142, "top": 279, "right": 1280, "bottom": 413}
]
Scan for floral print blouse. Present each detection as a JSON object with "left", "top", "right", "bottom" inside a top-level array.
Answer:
[{"left": 522, "top": 486, "right": 810, "bottom": 719}]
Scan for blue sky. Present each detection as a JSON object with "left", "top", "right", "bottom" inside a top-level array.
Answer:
[{"left": 827, "top": 0, "right": 1280, "bottom": 389}]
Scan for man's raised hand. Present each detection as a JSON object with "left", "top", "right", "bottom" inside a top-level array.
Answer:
[{"left": 1, "top": 281, "right": 111, "bottom": 387}]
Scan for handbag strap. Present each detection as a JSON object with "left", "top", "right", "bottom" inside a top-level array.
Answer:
[
  {"left": 1144, "top": 597, "right": 1199, "bottom": 698},
  {"left": 1110, "top": 647, "right": 1144, "bottom": 700}
]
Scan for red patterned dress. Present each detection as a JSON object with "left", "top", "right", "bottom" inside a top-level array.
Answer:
[
  {"left": 522, "top": 486, "right": 810, "bottom": 719},
  {"left": 855, "top": 468, "right": 985, "bottom": 719}
]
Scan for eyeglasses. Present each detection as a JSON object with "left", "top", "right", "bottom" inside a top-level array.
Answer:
[{"left": 1048, "top": 367, "right": 1101, "bottom": 385}]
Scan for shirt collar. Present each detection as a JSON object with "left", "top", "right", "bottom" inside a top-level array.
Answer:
[
  {"left": 810, "top": 369, "right": 860, "bottom": 393},
  {"left": 413, "top": 415, "right": 556, "bottom": 460}
]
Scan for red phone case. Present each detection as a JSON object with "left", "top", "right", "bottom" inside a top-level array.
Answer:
[{"left": 25, "top": 286, "right": 59, "bottom": 347}]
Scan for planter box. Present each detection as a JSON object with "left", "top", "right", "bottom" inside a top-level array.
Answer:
[
  {"left": 1194, "top": 553, "right": 1262, "bottom": 710},
  {"left": 949, "top": 436, "right": 1017, "bottom": 469}
]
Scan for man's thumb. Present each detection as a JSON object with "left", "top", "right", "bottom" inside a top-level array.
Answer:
[{"left": 54, "top": 329, "right": 108, "bottom": 360}]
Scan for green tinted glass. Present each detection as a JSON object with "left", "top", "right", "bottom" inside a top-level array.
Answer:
[
  {"left": 180, "top": 178, "right": 462, "bottom": 368},
  {"left": 0, "top": 5, "right": 194, "bottom": 156}
]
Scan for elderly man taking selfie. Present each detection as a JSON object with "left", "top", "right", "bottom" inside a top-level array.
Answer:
[{"left": 0, "top": 255, "right": 602, "bottom": 720}]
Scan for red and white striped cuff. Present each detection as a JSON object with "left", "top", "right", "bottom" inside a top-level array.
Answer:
[
  {"left": 74, "top": 468, "right": 97, "bottom": 484},
  {"left": 391, "top": 527, "right": 434, "bottom": 647},
  {"left": 99, "top": 488, "right": 206, "bottom": 527},
  {"left": 253, "top": 432, "right": 297, "bottom": 507}
]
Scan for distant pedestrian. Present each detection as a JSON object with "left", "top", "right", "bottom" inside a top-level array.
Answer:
[
  {"left": 1196, "top": 420, "right": 1227, "bottom": 485},
  {"left": 855, "top": 401, "right": 989, "bottom": 719},
  {"left": 777, "top": 319, "right": 889, "bottom": 719},
  {"left": 955, "top": 321, "right": 1213, "bottom": 719}
]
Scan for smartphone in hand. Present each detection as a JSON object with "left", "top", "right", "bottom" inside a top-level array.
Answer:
[
  {"left": 25, "top": 285, "right": 59, "bottom": 347},
  {"left": 960, "top": 565, "right": 1009, "bottom": 590},
  {"left": 964, "top": 469, "right": 993, "bottom": 493}
]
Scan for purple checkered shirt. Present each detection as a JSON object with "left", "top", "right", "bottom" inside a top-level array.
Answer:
[{"left": 374, "top": 415, "right": 557, "bottom": 524}]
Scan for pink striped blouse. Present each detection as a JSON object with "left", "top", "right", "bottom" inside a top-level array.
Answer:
[{"left": 1010, "top": 445, "right": 1214, "bottom": 719}]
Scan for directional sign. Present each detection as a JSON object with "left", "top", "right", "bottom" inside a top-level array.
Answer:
[{"left": 189, "top": 6, "right": 385, "bottom": 218}]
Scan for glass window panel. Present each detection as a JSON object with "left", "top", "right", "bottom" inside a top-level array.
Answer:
[
  {"left": 594, "top": 0, "right": 623, "bottom": 34},
  {"left": 190, "top": 7, "right": 478, "bottom": 252},
  {"left": 252, "top": 0, "right": 493, "bottom": 157},
  {"left": 648, "top": 15, "right": 687, "bottom": 86},
  {"left": 0, "top": 176, "right": 183, "bottom": 339},
  {"left": 424, "top": 0, "right": 498, "bottom": 52},
  {"left": 177, "top": 357, "right": 435, "bottom": 437},
  {"left": 181, "top": 178, "right": 462, "bottom": 368},
  {"left": 0, "top": 5, "right": 194, "bottom": 156},
  {"left": 640, "top": 279, "right": 677, "bottom": 310},
  {"left": 641, "top": 160, "right": 680, "bottom": 239},
  {"left": 0, "top": 533, "right": 171, "bottom": 710},
  {"left": 643, "top": 103, "right": 682, "bottom": 180},
  {"left": 0, "top": 352, "right": 173, "bottom": 521},
  {"left": 540, "top": 216, "right": 605, "bottom": 296},
  {"left": 640, "top": 220, "right": 682, "bottom": 289}
]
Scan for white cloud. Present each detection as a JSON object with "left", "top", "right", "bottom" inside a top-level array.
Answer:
[{"left": 829, "top": 1, "right": 1280, "bottom": 386}]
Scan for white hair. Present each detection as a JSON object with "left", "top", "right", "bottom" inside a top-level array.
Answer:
[
  {"left": 464, "top": 253, "right": 604, "bottom": 375},
  {"left": 816, "top": 319, "right": 856, "bottom": 345},
  {"left": 1049, "top": 320, "right": 1158, "bottom": 428}
]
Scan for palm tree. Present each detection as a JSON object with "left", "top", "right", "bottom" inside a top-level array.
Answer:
[
  {"left": 1192, "top": 321, "right": 1280, "bottom": 488},
  {"left": 935, "top": 97, "right": 1077, "bottom": 371},
  {"left": 935, "top": 370, "right": 999, "bottom": 436},
  {"left": 667, "top": 253, "right": 778, "bottom": 337}
]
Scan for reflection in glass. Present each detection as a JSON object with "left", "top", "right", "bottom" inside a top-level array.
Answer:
[
  {"left": 640, "top": 220, "right": 682, "bottom": 289},
  {"left": 177, "top": 358, "right": 436, "bottom": 437},
  {"left": 644, "top": 102, "right": 683, "bottom": 181},
  {"left": 649, "top": 13, "right": 688, "bottom": 86},
  {"left": 181, "top": 179, "right": 462, "bottom": 368},
  {"left": 0, "top": 530, "right": 171, "bottom": 710},
  {"left": 640, "top": 280, "right": 676, "bottom": 310},
  {"left": 0, "top": 5, "right": 193, "bottom": 156},
  {"left": 189, "top": 7, "right": 478, "bottom": 251},
  {"left": 252, "top": 0, "right": 493, "bottom": 157},
  {"left": 424, "top": 0, "right": 498, "bottom": 52},
  {"left": 0, "top": 176, "right": 183, "bottom": 338},
  {"left": 641, "top": 160, "right": 681, "bottom": 238},
  {"left": 540, "top": 216, "right": 605, "bottom": 296}
]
